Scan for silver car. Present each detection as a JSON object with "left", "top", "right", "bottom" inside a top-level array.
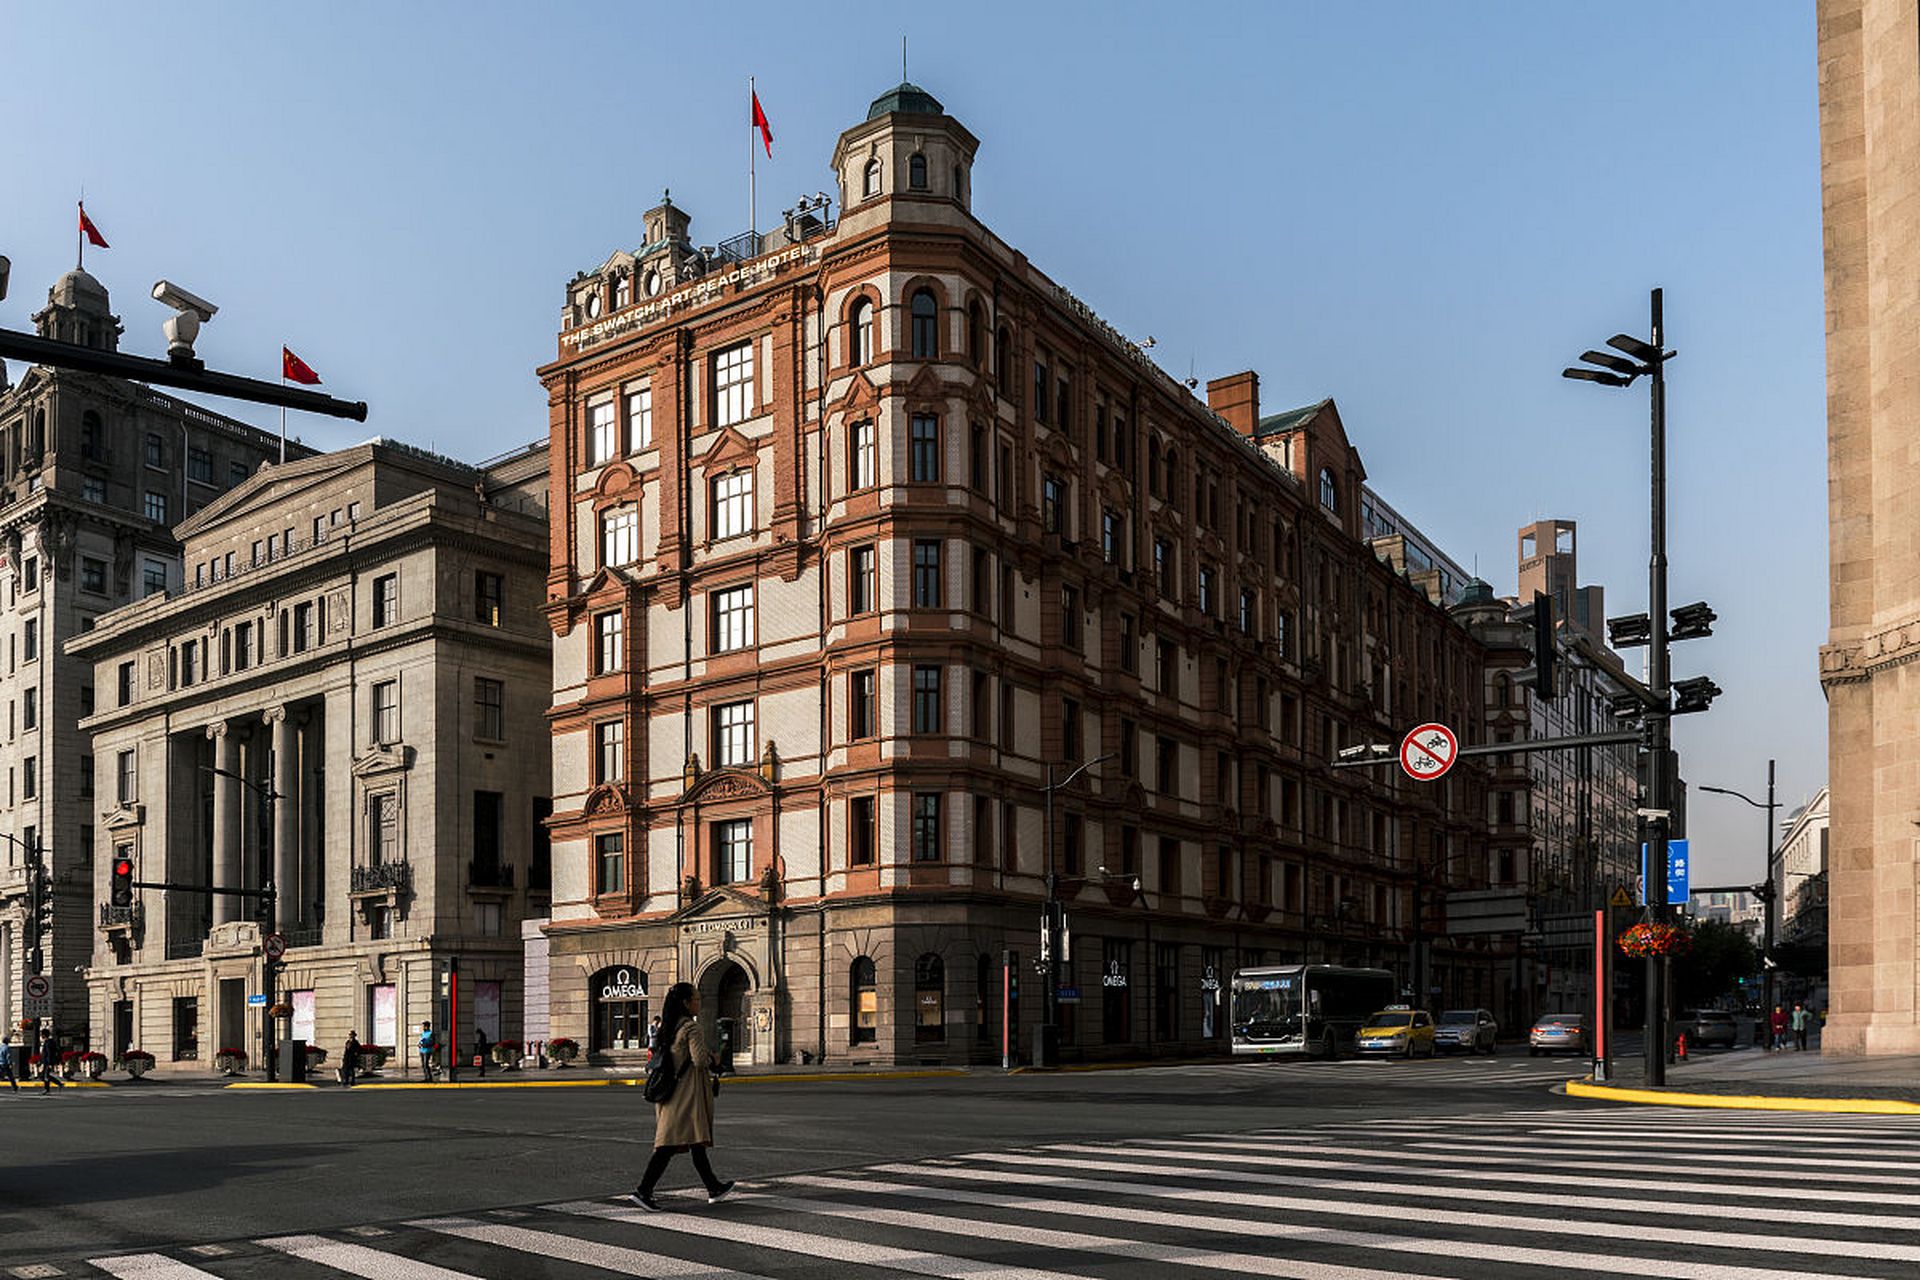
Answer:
[
  {"left": 1434, "top": 1008, "right": 1498, "bottom": 1054},
  {"left": 1529, "top": 1013, "right": 1589, "bottom": 1056}
]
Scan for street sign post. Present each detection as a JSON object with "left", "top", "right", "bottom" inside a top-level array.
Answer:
[
  {"left": 1638, "top": 839, "right": 1690, "bottom": 906},
  {"left": 24, "top": 974, "right": 49, "bottom": 1000},
  {"left": 1399, "top": 723, "right": 1458, "bottom": 782},
  {"left": 263, "top": 933, "right": 287, "bottom": 961},
  {"left": 247, "top": 993, "right": 269, "bottom": 1007},
  {"left": 23, "top": 997, "right": 49, "bottom": 1018}
]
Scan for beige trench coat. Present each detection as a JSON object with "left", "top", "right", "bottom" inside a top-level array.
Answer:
[{"left": 651, "top": 1020, "right": 716, "bottom": 1150}]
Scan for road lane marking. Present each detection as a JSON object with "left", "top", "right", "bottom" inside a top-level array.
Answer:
[
  {"left": 89, "top": 1259, "right": 222, "bottom": 1280},
  {"left": 409, "top": 1217, "right": 766, "bottom": 1279},
  {"left": 257, "top": 1234, "right": 480, "bottom": 1279}
]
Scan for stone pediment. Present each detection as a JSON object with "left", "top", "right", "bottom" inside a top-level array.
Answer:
[
  {"left": 351, "top": 745, "right": 414, "bottom": 779},
  {"left": 583, "top": 784, "right": 630, "bottom": 815},
  {"left": 839, "top": 369, "right": 882, "bottom": 417},
  {"left": 102, "top": 803, "right": 146, "bottom": 831},
  {"left": 668, "top": 885, "right": 768, "bottom": 925},
  {"left": 701, "top": 426, "right": 759, "bottom": 472},
  {"left": 175, "top": 449, "right": 369, "bottom": 540},
  {"left": 903, "top": 363, "right": 947, "bottom": 407},
  {"left": 683, "top": 767, "right": 770, "bottom": 805}
]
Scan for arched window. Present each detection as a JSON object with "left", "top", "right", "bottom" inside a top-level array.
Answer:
[
  {"left": 1164, "top": 448, "right": 1180, "bottom": 509},
  {"left": 863, "top": 158, "right": 882, "bottom": 198},
  {"left": 848, "top": 298, "right": 872, "bottom": 367},
  {"left": 1319, "top": 468, "right": 1339, "bottom": 513},
  {"left": 910, "top": 289, "right": 938, "bottom": 359},
  {"left": 914, "top": 953, "right": 945, "bottom": 1043},
  {"left": 967, "top": 301, "right": 986, "bottom": 370},
  {"left": 909, "top": 152, "right": 928, "bottom": 190},
  {"left": 1493, "top": 673, "right": 1512, "bottom": 708},
  {"left": 850, "top": 956, "right": 877, "bottom": 1044}
]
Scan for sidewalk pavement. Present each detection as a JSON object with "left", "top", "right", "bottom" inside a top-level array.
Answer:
[
  {"left": 101, "top": 1060, "right": 980, "bottom": 1090},
  {"left": 1570, "top": 1037, "right": 1920, "bottom": 1111}
]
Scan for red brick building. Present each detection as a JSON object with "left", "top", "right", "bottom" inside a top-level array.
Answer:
[{"left": 535, "top": 82, "right": 1494, "bottom": 1065}]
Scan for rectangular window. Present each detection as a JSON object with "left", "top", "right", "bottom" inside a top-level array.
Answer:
[
  {"left": 1042, "top": 475, "right": 1065, "bottom": 534},
  {"left": 601, "top": 505, "right": 638, "bottom": 567},
  {"left": 84, "top": 477, "right": 106, "bottom": 504},
  {"left": 474, "top": 677, "right": 505, "bottom": 740},
  {"left": 1060, "top": 584, "right": 1080, "bottom": 648},
  {"left": 23, "top": 557, "right": 37, "bottom": 592},
  {"left": 912, "top": 539, "right": 942, "bottom": 608},
  {"left": 1120, "top": 613, "right": 1136, "bottom": 672},
  {"left": 144, "top": 491, "right": 168, "bottom": 523},
  {"left": 972, "top": 546, "right": 992, "bottom": 617},
  {"left": 715, "top": 819, "right": 753, "bottom": 884},
  {"left": 232, "top": 462, "right": 250, "bottom": 488},
  {"left": 713, "top": 700, "right": 756, "bottom": 768},
  {"left": 372, "top": 679, "right": 399, "bottom": 745},
  {"left": 1155, "top": 538, "right": 1174, "bottom": 596},
  {"left": 850, "top": 668, "right": 876, "bottom": 740},
  {"left": 116, "top": 749, "right": 137, "bottom": 804},
  {"left": 596, "top": 832, "right": 625, "bottom": 895},
  {"left": 475, "top": 571, "right": 504, "bottom": 626},
  {"left": 626, "top": 385, "right": 653, "bottom": 450},
  {"left": 712, "top": 470, "right": 753, "bottom": 539},
  {"left": 1157, "top": 735, "right": 1177, "bottom": 795},
  {"left": 912, "top": 665, "right": 943, "bottom": 734},
  {"left": 850, "top": 421, "right": 876, "bottom": 491},
  {"left": 594, "top": 610, "right": 623, "bottom": 673},
  {"left": 711, "top": 584, "right": 754, "bottom": 652},
  {"left": 116, "top": 659, "right": 133, "bottom": 705},
  {"left": 1102, "top": 510, "right": 1125, "bottom": 565},
  {"left": 372, "top": 573, "right": 398, "bottom": 627},
  {"left": 292, "top": 602, "right": 313, "bottom": 654},
  {"left": 80, "top": 556, "right": 107, "bottom": 594},
  {"left": 473, "top": 790, "right": 504, "bottom": 878},
  {"left": 971, "top": 671, "right": 990, "bottom": 741},
  {"left": 143, "top": 558, "right": 167, "bottom": 597},
  {"left": 970, "top": 423, "right": 988, "bottom": 492},
  {"left": 911, "top": 792, "right": 942, "bottom": 861},
  {"left": 909, "top": 414, "right": 941, "bottom": 482},
  {"left": 1156, "top": 639, "right": 1175, "bottom": 694},
  {"left": 368, "top": 791, "right": 399, "bottom": 862},
  {"left": 713, "top": 341, "right": 754, "bottom": 427},
  {"left": 22, "top": 687, "right": 36, "bottom": 730},
  {"left": 1120, "top": 718, "right": 1137, "bottom": 777},
  {"left": 1000, "top": 683, "right": 1016, "bottom": 752},
  {"left": 1199, "top": 566, "right": 1217, "bottom": 616},
  {"left": 589, "top": 398, "right": 618, "bottom": 466},
  {"left": 1239, "top": 588, "right": 1257, "bottom": 636},
  {"left": 1061, "top": 697, "right": 1080, "bottom": 762},
  {"left": 233, "top": 621, "right": 253, "bottom": 671},
  {"left": 595, "top": 720, "right": 624, "bottom": 784},
  {"left": 1034, "top": 358, "right": 1049, "bottom": 423},
  {"left": 23, "top": 756, "right": 37, "bottom": 800},
  {"left": 80, "top": 753, "right": 93, "bottom": 797},
  {"left": 851, "top": 545, "right": 877, "bottom": 615},
  {"left": 850, "top": 796, "right": 877, "bottom": 866},
  {"left": 145, "top": 433, "right": 165, "bottom": 467}
]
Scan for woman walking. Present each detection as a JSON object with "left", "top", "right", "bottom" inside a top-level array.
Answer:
[{"left": 630, "top": 982, "right": 734, "bottom": 1210}]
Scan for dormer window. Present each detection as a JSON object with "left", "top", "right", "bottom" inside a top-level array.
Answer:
[
  {"left": 909, "top": 153, "right": 928, "bottom": 190},
  {"left": 584, "top": 290, "right": 602, "bottom": 319},
  {"left": 614, "top": 275, "right": 631, "bottom": 309},
  {"left": 849, "top": 298, "right": 872, "bottom": 366},
  {"left": 1319, "top": 468, "right": 1339, "bottom": 513},
  {"left": 863, "top": 158, "right": 882, "bottom": 198}
]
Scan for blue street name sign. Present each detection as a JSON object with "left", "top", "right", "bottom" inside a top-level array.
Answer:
[
  {"left": 1056, "top": 986, "right": 1081, "bottom": 1004},
  {"left": 247, "top": 993, "right": 269, "bottom": 1006},
  {"left": 1638, "top": 838, "right": 1690, "bottom": 906}
]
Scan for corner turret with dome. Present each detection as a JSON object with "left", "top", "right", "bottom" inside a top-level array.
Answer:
[{"left": 834, "top": 80, "right": 979, "bottom": 215}]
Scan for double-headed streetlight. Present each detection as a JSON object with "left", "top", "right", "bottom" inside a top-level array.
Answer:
[
  {"left": 1699, "top": 759, "right": 1780, "bottom": 1029},
  {"left": 1038, "top": 752, "right": 1114, "bottom": 1069},
  {"left": 1564, "top": 288, "right": 1718, "bottom": 1087}
]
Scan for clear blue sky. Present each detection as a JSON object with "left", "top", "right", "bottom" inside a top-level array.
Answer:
[{"left": 1, "top": 2, "right": 1823, "bottom": 884}]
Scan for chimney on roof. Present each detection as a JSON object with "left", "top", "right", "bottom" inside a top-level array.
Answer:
[{"left": 1206, "top": 371, "right": 1260, "bottom": 437}]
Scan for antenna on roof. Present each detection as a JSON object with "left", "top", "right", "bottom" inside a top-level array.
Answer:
[
  {"left": 902, "top": 36, "right": 908, "bottom": 82},
  {"left": 1184, "top": 355, "right": 1198, "bottom": 390}
]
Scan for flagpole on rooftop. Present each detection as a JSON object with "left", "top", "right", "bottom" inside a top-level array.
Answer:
[
  {"left": 279, "top": 366, "right": 287, "bottom": 464},
  {"left": 76, "top": 194, "right": 84, "bottom": 271},
  {"left": 749, "top": 76, "right": 757, "bottom": 245}
]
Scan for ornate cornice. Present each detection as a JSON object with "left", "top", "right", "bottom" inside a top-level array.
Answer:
[{"left": 1821, "top": 617, "right": 1920, "bottom": 686}]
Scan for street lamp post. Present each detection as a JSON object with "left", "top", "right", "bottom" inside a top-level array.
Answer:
[
  {"left": 1700, "top": 758, "right": 1780, "bottom": 1037},
  {"left": 1039, "top": 753, "right": 1114, "bottom": 1069}
]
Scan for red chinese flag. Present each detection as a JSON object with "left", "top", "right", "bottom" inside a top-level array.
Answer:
[
  {"left": 77, "top": 202, "right": 109, "bottom": 249},
  {"left": 752, "top": 90, "right": 773, "bottom": 158},
  {"left": 282, "top": 346, "right": 322, "bottom": 385}
]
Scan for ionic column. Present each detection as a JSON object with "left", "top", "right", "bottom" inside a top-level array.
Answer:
[
  {"left": 209, "top": 723, "right": 242, "bottom": 925},
  {"left": 267, "top": 708, "right": 299, "bottom": 931}
]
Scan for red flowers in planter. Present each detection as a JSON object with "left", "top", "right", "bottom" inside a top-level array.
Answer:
[{"left": 1618, "top": 921, "right": 1693, "bottom": 958}]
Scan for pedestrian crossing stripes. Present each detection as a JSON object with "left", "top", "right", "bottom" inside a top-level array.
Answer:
[
  {"left": 1144, "top": 1054, "right": 1587, "bottom": 1086},
  {"left": 55, "top": 1105, "right": 1920, "bottom": 1280}
]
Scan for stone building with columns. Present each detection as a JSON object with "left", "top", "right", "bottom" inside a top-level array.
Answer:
[
  {"left": 71, "top": 439, "right": 551, "bottom": 1069},
  {"left": 0, "top": 267, "right": 303, "bottom": 1049},
  {"left": 535, "top": 82, "right": 1493, "bottom": 1067}
]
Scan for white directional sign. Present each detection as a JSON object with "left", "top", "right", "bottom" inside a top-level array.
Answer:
[
  {"left": 1399, "top": 723, "right": 1459, "bottom": 782},
  {"left": 23, "top": 997, "right": 49, "bottom": 1018},
  {"left": 24, "top": 974, "right": 50, "bottom": 1000}
]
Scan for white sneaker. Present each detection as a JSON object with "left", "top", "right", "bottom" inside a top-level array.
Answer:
[
  {"left": 707, "top": 1181, "right": 737, "bottom": 1204},
  {"left": 626, "top": 1192, "right": 663, "bottom": 1212}
]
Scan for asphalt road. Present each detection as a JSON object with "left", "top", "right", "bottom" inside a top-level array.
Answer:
[{"left": 0, "top": 1052, "right": 1594, "bottom": 1267}]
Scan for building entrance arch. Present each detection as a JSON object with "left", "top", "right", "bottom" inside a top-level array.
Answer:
[{"left": 700, "top": 956, "right": 754, "bottom": 1064}]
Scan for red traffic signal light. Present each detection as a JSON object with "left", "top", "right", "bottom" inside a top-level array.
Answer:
[{"left": 110, "top": 857, "right": 135, "bottom": 908}]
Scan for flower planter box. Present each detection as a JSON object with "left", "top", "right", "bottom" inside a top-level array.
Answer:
[
  {"left": 76, "top": 1052, "right": 108, "bottom": 1081},
  {"left": 120, "top": 1051, "right": 155, "bottom": 1079},
  {"left": 491, "top": 1041, "right": 522, "bottom": 1071},
  {"left": 547, "top": 1038, "right": 579, "bottom": 1065},
  {"left": 214, "top": 1048, "right": 249, "bottom": 1076}
]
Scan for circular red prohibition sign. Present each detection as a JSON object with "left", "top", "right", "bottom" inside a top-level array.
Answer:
[{"left": 1399, "top": 723, "right": 1459, "bottom": 782}]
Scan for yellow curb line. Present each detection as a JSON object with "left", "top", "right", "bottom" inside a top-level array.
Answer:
[
  {"left": 224, "top": 1083, "right": 318, "bottom": 1090},
  {"left": 1566, "top": 1078, "right": 1920, "bottom": 1114},
  {"left": 715, "top": 1068, "right": 967, "bottom": 1085},
  {"left": 221, "top": 1069, "right": 971, "bottom": 1091},
  {"left": 28, "top": 1081, "right": 111, "bottom": 1089}
]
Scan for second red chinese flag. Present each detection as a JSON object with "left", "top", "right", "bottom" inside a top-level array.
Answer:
[{"left": 282, "top": 347, "right": 322, "bottom": 385}]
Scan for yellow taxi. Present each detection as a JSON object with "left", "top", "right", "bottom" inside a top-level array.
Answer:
[{"left": 1355, "top": 1006, "right": 1437, "bottom": 1058}]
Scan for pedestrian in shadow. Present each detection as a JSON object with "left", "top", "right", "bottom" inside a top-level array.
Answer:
[
  {"left": 473, "top": 1026, "right": 490, "bottom": 1078},
  {"left": 36, "top": 1028, "right": 63, "bottom": 1092},
  {"left": 1769, "top": 1005, "right": 1788, "bottom": 1052},
  {"left": 0, "top": 1033, "right": 18, "bottom": 1091},
  {"left": 629, "top": 982, "right": 734, "bottom": 1210},
  {"left": 342, "top": 1030, "right": 360, "bottom": 1088},
  {"left": 1791, "top": 1002, "right": 1811, "bottom": 1051}
]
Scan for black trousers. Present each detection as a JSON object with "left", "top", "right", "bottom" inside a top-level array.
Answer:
[{"left": 639, "top": 1145, "right": 724, "bottom": 1196}]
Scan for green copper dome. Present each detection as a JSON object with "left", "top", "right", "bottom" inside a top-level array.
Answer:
[{"left": 867, "top": 82, "right": 944, "bottom": 120}]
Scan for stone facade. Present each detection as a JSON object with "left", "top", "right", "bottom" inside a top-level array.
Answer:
[
  {"left": 70, "top": 441, "right": 551, "bottom": 1071},
  {"left": 0, "top": 269, "right": 303, "bottom": 1052},
  {"left": 1817, "top": 0, "right": 1920, "bottom": 1054},
  {"left": 536, "top": 82, "right": 1498, "bottom": 1068}
]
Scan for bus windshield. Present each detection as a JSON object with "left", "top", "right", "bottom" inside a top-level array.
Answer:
[{"left": 1232, "top": 977, "right": 1302, "bottom": 1036}]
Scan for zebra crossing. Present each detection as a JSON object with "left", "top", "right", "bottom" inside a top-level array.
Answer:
[
  {"left": 47, "top": 1104, "right": 1920, "bottom": 1280},
  {"left": 1141, "top": 1052, "right": 1588, "bottom": 1087}
]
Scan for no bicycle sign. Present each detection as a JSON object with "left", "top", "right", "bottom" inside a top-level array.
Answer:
[{"left": 1400, "top": 723, "right": 1458, "bottom": 782}]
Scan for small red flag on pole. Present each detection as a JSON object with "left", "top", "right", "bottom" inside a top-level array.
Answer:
[
  {"left": 282, "top": 347, "right": 322, "bottom": 385},
  {"left": 752, "top": 90, "right": 773, "bottom": 158},
  {"left": 78, "top": 202, "right": 109, "bottom": 249}
]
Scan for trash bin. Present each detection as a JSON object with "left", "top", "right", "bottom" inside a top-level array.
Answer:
[{"left": 280, "top": 1037, "right": 307, "bottom": 1083}]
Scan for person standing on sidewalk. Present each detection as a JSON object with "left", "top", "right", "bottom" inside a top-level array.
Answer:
[
  {"left": 1791, "top": 1002, "right": 1811, "bottom": 1051},
  {"left": 473, "top": 1026, "right": 489, "bottom": 1078},
  {"left": 0, "top": 1033, "right": 18, "bottom": 1091},
  {"left": 417, "top": 1021, "right": 438, "bottom": 1083},
  {"left": 36, "top": 1028, "right": 63, "bottom": 1092},
  {"left": 1768, "top": 1005, "right": 1788, "bottom": 1051},
  {"left": 629, "top": 982, "right": 734, "bottom": 1210},
  {"left": 341, "top": 1030, "right": 361, "bottom": 1088}
]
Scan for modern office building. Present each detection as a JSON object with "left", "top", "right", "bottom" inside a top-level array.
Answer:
[
  {"left": 533, "top": 82, "right": 1496, "bottom": 1066},
  {"left": 0, "top": 268, "right": 302, "bottom": 1048},
  {"left": 71, "top": 440, "right": 551, "bottom": 1069}
]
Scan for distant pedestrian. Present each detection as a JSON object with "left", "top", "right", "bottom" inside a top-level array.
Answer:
[
  {"left": 629, "top": 982, "right": 733, "bottom": 1211},
  {"left": 1791, "top": 1002, "right": 1811, "bottom": 1051},
  {"left": 418, "top": 1021, "right": 438, "bottom": 1083},
  {"left": 646, "top": 1016, "right": 663, "bottom": 1059},
  {"left": 1769, "top": 1005, "right": 1788, "bottom": 1051},
  {"left": 36, "top": 1029, "right": 63, "bottom": 1092},
  {"left": 473, "top": 1027, "right": 490, "bottom": 1078},
  {"left": 0, "top": 1034, "right": 18, "bottom": 1091},
  {"left": 341, "top": 1030, "right": 360, "bottom": 1088}
]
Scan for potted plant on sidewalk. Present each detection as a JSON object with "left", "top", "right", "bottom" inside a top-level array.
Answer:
[
  {"left": 214, "top": 1046, "right": 249, "bottom": 1076},
  {"left": 491, "top": 1039, "right": 521, "bottom": 1071},
  {"left": 120, "top": 1049, "right": 154, "bottom": 1079},
  {"left": 358, "top": 1044, "right": 389, "bottom": 1075},
  {"left": 75, "top": 1051, "right": 108, "bottom": 1081},
  {"left": 547, "top": 1037, "right": 579, "bottom": 1066},
  {"left": 304, "top": 1045, "right": 328, "bottom": 1075}
]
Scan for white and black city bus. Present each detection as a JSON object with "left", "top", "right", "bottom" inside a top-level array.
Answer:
[{"left": 1230, "top": 964, "right": 1397, "bottom": 1058}]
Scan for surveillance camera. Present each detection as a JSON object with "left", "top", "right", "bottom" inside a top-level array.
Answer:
[{"left": 152, "top": 280, "right": 217, "bottom": 322}]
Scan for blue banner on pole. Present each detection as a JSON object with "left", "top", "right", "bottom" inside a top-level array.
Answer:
[{"left": 1638, "top": 838, "right": 1690, "bottom": 906}]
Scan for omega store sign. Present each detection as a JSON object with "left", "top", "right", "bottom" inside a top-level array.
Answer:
[
  {"left": 592, "top": 965, "right": 650, "bottom": 1053},
  {"left": 599, "top": 967, "right": 648, "bottom": 1002}
]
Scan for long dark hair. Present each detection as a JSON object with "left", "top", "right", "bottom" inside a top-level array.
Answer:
[{"left": 659, "top": 981, "right": 697, "bottom": 1045}]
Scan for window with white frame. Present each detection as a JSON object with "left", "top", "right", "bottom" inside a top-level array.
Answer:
[
  {"left": 713, "top": 700, "right": 755, "bottom": 767},
  {"left": 712, "top": 470, "right": 753, "bottom": 539},
  {"left": 848, "top": 299, "right": 872, "bottom": 366},
  {"left": 626, "top": 385, "right": 652, "bottom": 450},
  {"left": 910, "top": 414, "right": 941, "bottom": 482},
  {"left": 474, "top": 677, "right": 505, "bottom": 740},
  {"left": 850, "top": 545, "right": 877, "bottom": 614},
  {"left": 594, "top": 610, "right": 623, "bottom": 673},
  {"left": 850, "top": 421, "right": 876, "bottom": 490},
  {"left": 116, "top": 749, "right": 137, "bottom": 804},
  {"left": 595, "top": 832, "right": 624, "bottom": 894},
  {"left": 711, "top": 584, "right": 754, "bottom": 652},
  {"left": 595, "top": 720, "right": 624, "bottom": 784},
  {"left": 372, "top": 679, "right": 399, "bottom": 745},
  {"left": 714, "top": 818, "right": 753, "bottom": 885},
  {"left": 589, "top": 398, "right": 618, "bottom": 466},
  {"left": 601, "top": 504, "right": 638, "bottom": 567},
  {"left": 713, "top": 342, "right": 754, "bottom": 427}
]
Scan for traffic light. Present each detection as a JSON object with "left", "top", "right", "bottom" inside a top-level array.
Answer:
[
  {"left": 1532, "top": 592, "right": 1559, "bottom": 700},
  {"left": 34, "top": 862, "right": 55, "bottom": 934},
  {"left": 110, "top": 854, "right": 135, "bottom": 908}
]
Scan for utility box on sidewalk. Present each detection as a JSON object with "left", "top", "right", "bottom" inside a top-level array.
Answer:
[{"left": 280, "top": 1037, "right": 307, "bottom": 1083}]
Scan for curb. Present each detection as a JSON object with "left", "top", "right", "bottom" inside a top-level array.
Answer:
[
  {"left": 1565, "top": 1078, "right": 1920, "bottom": 1114},
  {"left": 222, "top": 1068, "right": 971, "bottom": 1091}
]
